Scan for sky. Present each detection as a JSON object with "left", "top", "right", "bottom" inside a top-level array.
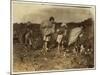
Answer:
[{"left": 12, "top": 1, "right": 95, "bottom": 24}]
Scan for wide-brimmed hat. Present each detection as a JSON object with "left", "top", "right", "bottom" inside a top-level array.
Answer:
[{"left": 61, "top": 23, "right": 68, "bottom": 28}]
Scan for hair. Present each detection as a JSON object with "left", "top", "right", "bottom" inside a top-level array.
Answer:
[{"left": 49, "top": 16, "right": 55, "bottom": 21}]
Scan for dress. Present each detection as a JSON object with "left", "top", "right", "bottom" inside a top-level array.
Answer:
[
  {"left": 41, "top": 20, "right": 55, "bottom": 41},
  {"left": 57, "top": 34, "right": 63, "bottom": 43}
]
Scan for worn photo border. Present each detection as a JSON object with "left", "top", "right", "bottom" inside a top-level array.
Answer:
[{"left": 10, "top": 0, "right": 96, "bottom": 74}]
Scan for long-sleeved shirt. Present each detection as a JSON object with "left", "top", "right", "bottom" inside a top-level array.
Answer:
[{"left": 40, "top": 20, "right": 55, "bottom": 36}]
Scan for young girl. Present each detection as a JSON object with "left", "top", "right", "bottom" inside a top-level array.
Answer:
[{"left": 56, "top": 23, "right": 67, "bottom": 53}]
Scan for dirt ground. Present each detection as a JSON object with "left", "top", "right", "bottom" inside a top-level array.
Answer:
[{"left": 13, "top": 44, "right": 94, "bottom": 72}]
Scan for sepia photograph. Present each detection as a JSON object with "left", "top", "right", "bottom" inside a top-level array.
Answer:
[{"left": 11, "top": 1, "right": 96, "bottom": 74}]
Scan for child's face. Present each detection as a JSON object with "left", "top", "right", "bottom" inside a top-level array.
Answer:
[
  {"left": 56, "top": 29, "right": 60, "bottom": 32},
  {"left": 50, "top": 20, "right": 54, "bottom": 23}
]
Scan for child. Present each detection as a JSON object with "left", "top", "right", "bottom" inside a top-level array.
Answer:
[
  {"left": 56, "top": 28, "right": 64, "bottom": 52},
  {"left": 56, "top": 23, "right": 67, "bottom": 53},
  {"left": 41, "top": 17, "right": 55, "bottom": 54}
]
